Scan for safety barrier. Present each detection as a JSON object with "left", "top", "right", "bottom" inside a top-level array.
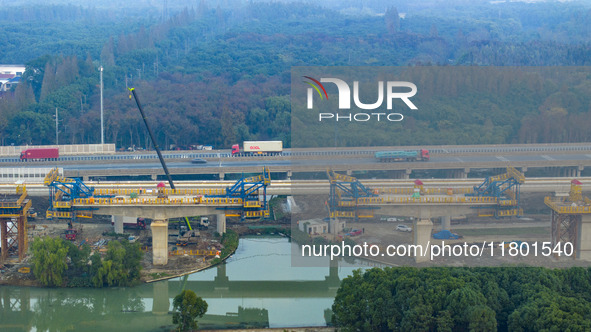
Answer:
[
  {"left": 376, "top": 187, "right": 474, "bottom": 195},
  {"left": 169, "top": 249, "right": 220, "bottom": 256},
  {"left": 497, "top": 208, "right": 523, "bottom": 217},
  {"left": 357, "top": 196, "right": 497, "bottom": 205},
  {"left": 73, "top": 196, "right": 244, "bottom": 206},
  {"left": 53, "top": 201, "right": 71, "bottom": 208},
  {"left": 545, "top": 196, "right": 591, "bottom": 214},
  {"left": 94, "top": 188, "right": 226, "bottom": 196},
  {"left": 244, "top": 210, "right": 270, "bottom": 218}
]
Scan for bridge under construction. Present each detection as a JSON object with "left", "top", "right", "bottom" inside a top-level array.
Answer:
[{"left": 2, "top": 166, "right": 591, "bottom": 265}]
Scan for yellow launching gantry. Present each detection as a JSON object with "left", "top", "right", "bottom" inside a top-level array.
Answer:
[
  {"left": 43, "top": 167, "right": 272, "bottom": 222},
  {"left": 545, "top": 179, "right": 591, "bottom": 258},
  {"left": 326, "top": 167, "right": 525, "bottom": 220}
]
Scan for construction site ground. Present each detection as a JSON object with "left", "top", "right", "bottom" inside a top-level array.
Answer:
[
  {"left": 292, "top": 193, "right": 591, "bottom": 268},
  {"left": 0, "top": 212, "right": 230, "bottom": 286}
]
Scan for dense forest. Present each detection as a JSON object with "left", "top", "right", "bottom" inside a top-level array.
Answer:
[
  {"left": 332, "top": 267, "right": 591, "bottom": 331},
  {"left": 1, "top": 0, "right": 591, "bottom": 148}
]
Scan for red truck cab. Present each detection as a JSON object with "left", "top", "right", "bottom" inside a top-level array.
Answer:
[
  {"left": 231, "top": 144, "right": 240, "bottom": 155},
  {"left": 421, "top": 149, "right": 430, "bottom": 161}
]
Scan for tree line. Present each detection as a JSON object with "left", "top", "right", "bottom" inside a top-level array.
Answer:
[
  {"left": 332, "top": 267, "right": 591, "bottom": 331},
  {"left": 31, "top": 236, "right": 143, "bottom": 287},
  {"left": 2, "top": 1, "right": 591, "bottom": 148}
]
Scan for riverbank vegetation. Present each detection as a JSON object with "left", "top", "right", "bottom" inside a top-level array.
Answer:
[
  {"left": 31, "top": 236, "right": 143, "bottom": 287},
  {"left": 332, "top": 267, "right": 591, "bottom": 331},
  {"left": 211, "top": 229, "right": 239, "bottom": 265}
]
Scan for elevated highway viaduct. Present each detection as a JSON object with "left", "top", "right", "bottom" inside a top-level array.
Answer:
[{"left": 1, "top": 142, "right": 591, "bottom": 181}]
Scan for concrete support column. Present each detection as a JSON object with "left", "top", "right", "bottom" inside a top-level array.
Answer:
[
  {"left": 83, "top": 176, "right": 89, "bottom": 182},
  {"left": 151, "top": 219, "right": 169, "bottom": 265},
  {"left": 413, "top": 218, "right": 433, "bottom": 263},
  {"left": 287, "top": 170, "right": 292, "bottom": 179},
  {"left": 150, "top": 174, "right": 157, "bottom": 180},
  {"left": 404, "top": 169, "right": 411, "bottom": 179},
  {"left": 441, "top": 216, "right": 451, "bottom": 231},
  {"left": 579, "top": 215, "right": 591, "bottom": 261},
  {"left": 151, "top": 280, "right": 169, "bottom": 315},
  {"left": 0, "top": 221, "right": 7, "bottom": 262},
  {"left": 462, "top": 168, "right": 470, "bottom": 179},
  {"left": 219, "top": 173, "right": 225, "bottom": 180},
  {"left": 578, "top": 166, "right": 584, "bottom": 177},
  {"left": 346, "top": 169, "right": 352, "bottom": 176},
  {"left": 112, "top": 215, "right": 124, "bottom": 234},
  {"left": 521, "top": 167, "right": 528, "bottom": 175},
  {"left": 217, "top": 213, "right": 226, "bottom": 235},
  {"left": 17, "top": 215, "right": 26, "bottom": 262}
]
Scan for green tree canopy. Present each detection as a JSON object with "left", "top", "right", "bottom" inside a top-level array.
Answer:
[{"left": 172, "top": 290, "right": 208, "bottom": 332}]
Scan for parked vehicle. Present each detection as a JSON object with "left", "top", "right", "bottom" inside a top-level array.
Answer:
[
  {"left": 375, "top": 149, "right": 429, "bottom": 162},
  {"left": 197, "top": 217, "right": 209, "bottom": 230},
  {"left": 432, "top": 230, "right": 462, "bottom": 240},
  {"left": 396, "top": 225, "right": 412, "bottom": 232},
  {"left": 191, "top": 158, "right": 207, "bottom": 164},
  {"left": 345, "top": 229, "right": 363, "bottom": 236},
  {"left": 231, "top": 141, "right": 283, "bottom": 156},
  {"left": 20, "top": 148, "right": 59, "bottom": 161},
  {"left": 64, "top": 229, "right": 77, "bottom": 241}
]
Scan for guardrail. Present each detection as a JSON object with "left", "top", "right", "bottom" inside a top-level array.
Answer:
[
  {"left": 545, "top": 196, "right": 591, "bottom": 214},
  {"left": 357, "top": 196, "right": 498, "bottom": 205},
  {"left": 2, "top": 143, "right": 591, "bottom": 163},
  {"left": 72, "top": 196, "right": 244, "bottom": 206}
]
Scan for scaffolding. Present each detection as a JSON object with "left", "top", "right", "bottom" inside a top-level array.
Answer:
[
  {"left": 0, "top": 184, "right": 31, "bottom": 262},
  {"left": 545, "top": 179, "right": 591, "bottom": 258}
]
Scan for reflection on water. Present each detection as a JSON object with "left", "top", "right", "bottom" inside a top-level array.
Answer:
[{"left": 0, "top": 236, "right": 378, "bottom": 331}]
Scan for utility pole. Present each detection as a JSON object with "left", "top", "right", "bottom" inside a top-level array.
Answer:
[
  {"left": 55, "top": 108, "right": 59, "bottom": 145},
  {"left": 99, "top": 66, "right": 104, "bottom": 145}
]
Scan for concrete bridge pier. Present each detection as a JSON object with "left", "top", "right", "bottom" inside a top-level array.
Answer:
[
  {"left": 578, "top": 214, "right": 591, "bottom": 260},
  {"left": 217, "top": 213, "right": 226, "bottom": 235},
  {"left": 151, "top": 219, "right": 169, "bottom": 265},
  {"left": 440, "top": 216, "right": 451, "bottom": 231},
  {"left": 150, "top": 174, "right": 157, "bottom": 180},
  {"left": 151, "top": 281, "right": 169, "bottom": 315},
  {"left": 112, "top": 216, "right": 124, "bottom": 234},
  {"left": 413, "top": 218, "right": 433, "bottom": 263}
]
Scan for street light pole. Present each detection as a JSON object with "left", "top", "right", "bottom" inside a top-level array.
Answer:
[
  {"left": 99, "top": 66, "right": 104, "bottom": 145},
  {"left": 55, "top": 107, "right": 58, "bottom": 145}
]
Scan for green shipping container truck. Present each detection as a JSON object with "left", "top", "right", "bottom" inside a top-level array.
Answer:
[{"left": 375, "top": 149, "right": 430, "bottom": 162}]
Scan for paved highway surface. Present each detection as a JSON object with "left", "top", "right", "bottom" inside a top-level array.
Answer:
[{"left": 35, "top": 153, "right": 591, "bottom": 170}]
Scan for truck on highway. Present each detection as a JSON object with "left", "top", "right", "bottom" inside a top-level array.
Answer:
[
  {"left": 20, "top": 148, "right": 59, "bottom": 161},
  {"left": 231, "top": 141, "right": 283, "bottom": 156},
  {"left": 375, "top": 149, "right": 429, "bottom": 162}
]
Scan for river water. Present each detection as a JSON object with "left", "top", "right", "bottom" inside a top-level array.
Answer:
[{"left": 0, "top": 236, "right": 380, "bottom": 331}]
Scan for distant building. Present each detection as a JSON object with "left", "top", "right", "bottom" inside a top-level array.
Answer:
[
  {"left": 0, "top": 65, "right": 26, "bottom": 92},
  {"left": 298, "top": 218, "right": 329, "bottom": 235}
]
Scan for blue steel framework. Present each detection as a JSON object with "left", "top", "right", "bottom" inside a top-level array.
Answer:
[
  {"left": 43, "top": 167, "right": 272, "bottom": 223},
  {"left": 326, "top": 169, "right": 379, "bottom": 220},
  {"left": 466, "top": 167, "right": 524, "bottom": 218}
]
